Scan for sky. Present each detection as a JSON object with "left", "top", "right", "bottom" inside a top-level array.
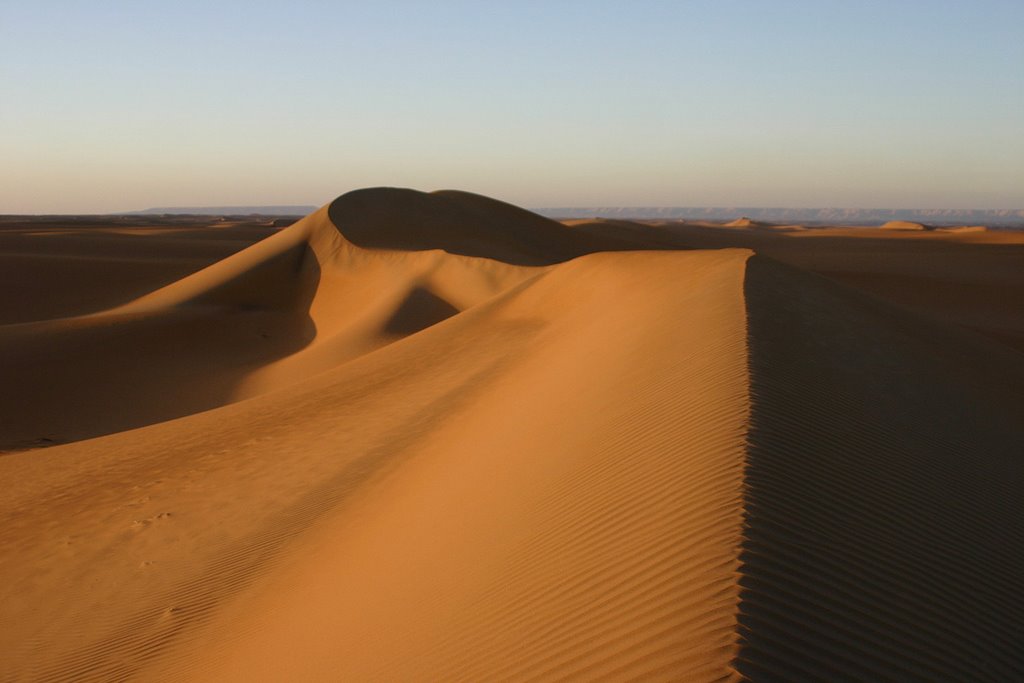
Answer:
[{"left": 1, "top": 0, "right": 1022, "bottom": 213}]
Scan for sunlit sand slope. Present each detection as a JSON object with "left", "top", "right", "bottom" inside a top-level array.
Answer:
[
  {"left": 170, "top": 248, "right": 753, "bottom": 681},
  {"left": 0, "top": 251, "right": 752, "bottom": 681}
]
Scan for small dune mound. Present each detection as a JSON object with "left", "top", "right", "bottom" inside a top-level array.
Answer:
[
  {"left": 937, "top": 225, "right": 987, "bottom": 233},
  {"left": 722, "top": 217, "right": 803, "bottom": 232},
  {"left": 881, "top": 220, "right": 930, "bottom": 231}
]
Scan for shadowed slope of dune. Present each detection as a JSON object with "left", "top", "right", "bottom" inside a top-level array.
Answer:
[
  {"left": 327, "top": 187, "right": 640, "bottom": 264},
  {"left": 0, "top": 220, "right": 322, "bottom": 450},
  {"left": 736, "top": 257, "right": 1024, "bottom": 681},
  {"left": 634, "top": 221, "right": 1024, "bottom": 354},
  {"left": 0, "top": 221, "right": 275, "bottom": 325}
]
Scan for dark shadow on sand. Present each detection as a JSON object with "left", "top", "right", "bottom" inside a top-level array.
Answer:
[
  {"left": 0, "top": 238, "right": 322, "bottom": 451},
  {"left": 733, "top": 256, "right": 1024, "bottom": 680}
]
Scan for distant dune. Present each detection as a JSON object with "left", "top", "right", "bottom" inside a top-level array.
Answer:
[
  {"left": 535, "top": 206, "right": 1024, "bottom": 227},
  {"left": 1, "top": 188, "right": 1023, "bottom": 681},
  {"left": 724, "top": 216, "right": 758, "bottom": 228},
  {"left": 938, "top": 224, "right": 988, "bottom": 233},
  {"left": 129, "top": 205, "right": 318, "bottom": 216},
  {"left": 720, "top": 217, "right": 805, "bottom": 232},
  {"left": 881, "top": 219, "right": 930, "bottom": 230}
]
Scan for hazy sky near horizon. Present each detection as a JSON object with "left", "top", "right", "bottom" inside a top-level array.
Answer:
[{"left": 2, "top": 0, "right": 1022, "bottom": 213}]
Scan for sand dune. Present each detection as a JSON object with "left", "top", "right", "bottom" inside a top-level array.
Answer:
[
  {"left": 0, "top": 219, "right": 269, "bottom": 325},
  {"left": 881, "top": 219, "right": 930, "bottom": 230},
  {"left": 1, "top": 189, "right": 1022, "bottom": 681},
  {"left": 937, "top": 225, "right": 988, "bottom": 233},
  {"left": 615, "top": 218, "right": 1024, "bottom": 354}
]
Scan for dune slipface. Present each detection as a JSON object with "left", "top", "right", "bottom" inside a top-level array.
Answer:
[{"left": 0, "top": 188, "right": 1022, "bottom": 681}]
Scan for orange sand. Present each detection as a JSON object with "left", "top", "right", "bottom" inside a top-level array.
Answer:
[{"left": 1, "top": 190, "right": 1022, "bottom": 681}]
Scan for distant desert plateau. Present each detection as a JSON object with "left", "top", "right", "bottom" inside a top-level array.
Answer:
[{"left": 2, "top": 189, "right": 1023, "bottom": 681}]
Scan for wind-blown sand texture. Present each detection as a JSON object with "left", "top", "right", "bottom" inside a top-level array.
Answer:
[{"left": 1, "top": 189, "right": 1022, "bottom": 681}]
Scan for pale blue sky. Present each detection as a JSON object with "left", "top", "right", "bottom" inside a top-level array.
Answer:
[{"left": 2, "top": 0, "right": 1021, "bottom": 213}]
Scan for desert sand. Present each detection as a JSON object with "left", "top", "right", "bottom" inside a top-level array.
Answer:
[{"left": 1, "top": 189, "right": 1023, "bottom": 681}]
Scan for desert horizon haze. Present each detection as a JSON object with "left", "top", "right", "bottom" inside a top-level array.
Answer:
[
  {"left": 110, "top": 204, "right": 1024, "bottom": 228},
  {"left": 2, "top": 0, "right": 1023, "bottom": 213}
]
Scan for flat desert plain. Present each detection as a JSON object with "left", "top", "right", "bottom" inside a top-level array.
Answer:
[{"left": 2, "top": 189, "right": 1023, "bottom": 681}]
